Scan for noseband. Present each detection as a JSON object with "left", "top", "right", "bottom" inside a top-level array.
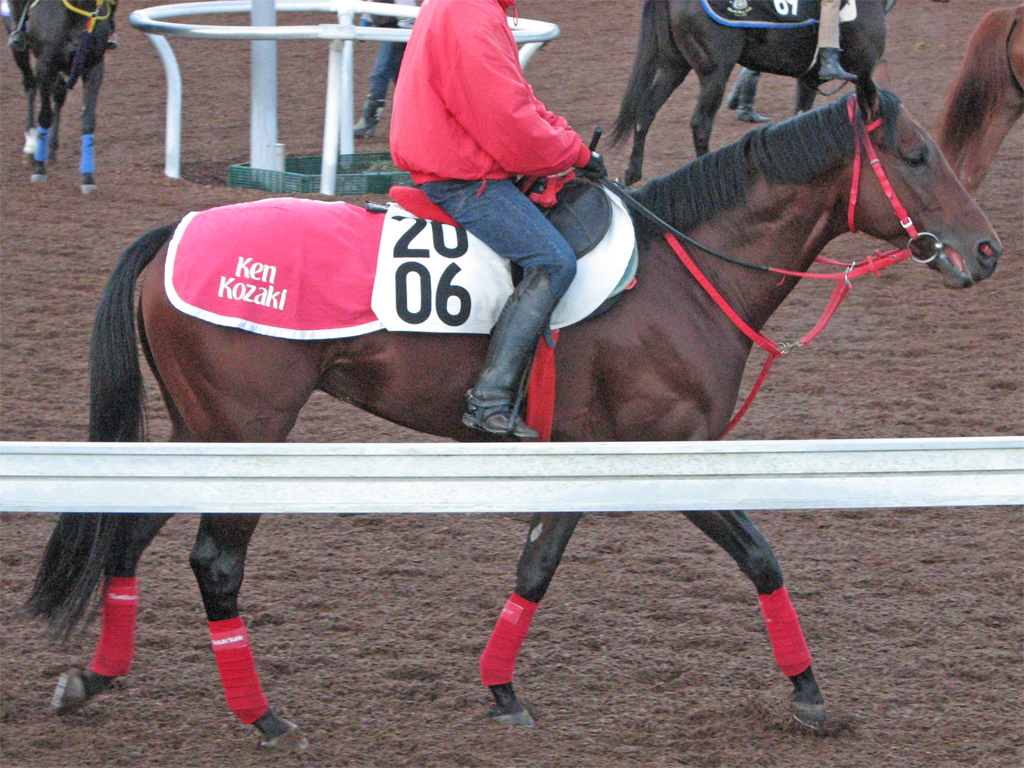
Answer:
[{"left": 846, "top": 98, "right": 943, "bottom": 264}]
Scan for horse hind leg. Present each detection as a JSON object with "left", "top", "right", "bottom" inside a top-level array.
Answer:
[
  {"left": 683, "top": 510, "right": 827, "bottom": 729},
  {"left": 189, "top": 514, "right": 308, "bottom": 750},
  {"left": 482, "top": 511, "right": 582, "bottom": 726},
  {"left": 50, "top": 514, "right": 173, "bottom": 715}
]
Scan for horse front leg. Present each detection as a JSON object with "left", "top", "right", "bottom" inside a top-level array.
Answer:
[
  {"left": 189, "top": 513, "right": 307, "bottom": 751},
  {"left": 78, "top": 59, "right": 104, "bottom": 194},
  {"left": 30, "top": 57, "right": 60, "bottom": 181},
  {"left": 483, "top": 511, "right": 582, "bottom": 725},
  {"left": 51, "top": 514, "right": 173, "bottom": 715},
  {"left": 12, "top": 46, "right": 37, "bottom": 164},
  {"left": 683, "top": 510, "right": 827, "bottom": 728},
  {"left": 623, "top": 65, "right": 688, "bottom": 186}
]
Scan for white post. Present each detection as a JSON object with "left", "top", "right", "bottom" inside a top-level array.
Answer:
[
  {"left": 250, "top": 0, "right": 278, "bottom": 170},
  {"left": 320, "top": 38, "right": 344, "bottom": 195},
  {"left": 147, "top": 33, "right": 182, "bottom": 179},
  {"left": 340, "top": 38, "right": 354, "bottom": 157}
]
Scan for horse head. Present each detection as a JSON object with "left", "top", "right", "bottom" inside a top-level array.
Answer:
[{"left": 851, "top": 79, "right": 1002, "bottom": 289}]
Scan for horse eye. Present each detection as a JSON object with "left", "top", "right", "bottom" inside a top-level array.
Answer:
[{"left": 904, "top": 148, "right": 928, "bottom": 168}]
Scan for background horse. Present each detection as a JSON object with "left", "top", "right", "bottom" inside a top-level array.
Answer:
[
  {"left": 609, "top": 0, "right": 892, "bottom": 184},
  {"left": 7, "top": 0, "right": 112, "bottom": 193},
  {"left": 937, "top": 3, "right": 1024, "bottom": 194},
  {"left": 25, "top": 81, "right": 1000, "bottom": 750}
]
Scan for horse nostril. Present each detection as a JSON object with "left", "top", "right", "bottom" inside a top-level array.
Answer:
[{"left": 977, "top": 240, "right": 1002, "bottom": 270}]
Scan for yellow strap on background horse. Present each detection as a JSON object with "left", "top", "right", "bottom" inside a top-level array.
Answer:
[{"left": 59, "top": 0, "right": 113, "bottom": 32}]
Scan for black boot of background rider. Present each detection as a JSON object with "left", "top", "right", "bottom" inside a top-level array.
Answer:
[
  {"left": 353, "top": 96, "right": 386, "bottom": 138},
  {"left": 817, "top": 47, "right": 857, "bottom": 82},
  {"left": 463, "top": 267, "right": 559, "bottom": 440}
]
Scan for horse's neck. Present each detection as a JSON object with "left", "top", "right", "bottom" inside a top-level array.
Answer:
[{"left": 674, "top": 176, "right": 846, "bottom": 332}]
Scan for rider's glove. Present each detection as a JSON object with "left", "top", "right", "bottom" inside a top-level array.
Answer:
[{"left": 577, "top": 151, "right": 608, "bottom": 183}]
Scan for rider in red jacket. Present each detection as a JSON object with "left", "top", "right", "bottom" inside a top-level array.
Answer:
[{"left": 391, "top": 0, "right": 606, "bottom": 439}]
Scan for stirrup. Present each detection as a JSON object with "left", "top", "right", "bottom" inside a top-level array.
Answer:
[{"left": 462, "top": 396, "right": 538, "bottom": 440}]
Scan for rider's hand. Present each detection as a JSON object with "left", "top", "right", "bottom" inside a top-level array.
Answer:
[{"left": 577, "top": 151, "right": 608, "bottom": 183}]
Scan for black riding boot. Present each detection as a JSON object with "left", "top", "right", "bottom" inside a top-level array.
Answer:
[
  {"left": 463, "top": 268, "right": 559, "bottom": 440},
  {"left": 353, "top": 96, "right": 386, "bottom": 138},
  {"left": 816, "top": 47, "right": 856, "bottom": 82}
]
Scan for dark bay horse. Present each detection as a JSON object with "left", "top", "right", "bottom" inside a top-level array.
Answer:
[
  {"left": 610, "top": 0, "right": 892, "bottom": 184},
  {"left": 26, "top": 82, "right": 1001, "bottom": 750},
  {"left": 8, "top": 0, "right": 113, "bottom": 193},
  {"left": 937, "top": 3, "right": 1024, "bottom": 194}
]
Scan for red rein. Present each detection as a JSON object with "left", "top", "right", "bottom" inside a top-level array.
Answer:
[{"left": 668, "top": 99, "right": 918, "bottom": 438}]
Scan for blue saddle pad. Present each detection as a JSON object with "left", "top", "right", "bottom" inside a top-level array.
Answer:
[{"left": 699, "top": 0, "right": 826, "bottom": 29}]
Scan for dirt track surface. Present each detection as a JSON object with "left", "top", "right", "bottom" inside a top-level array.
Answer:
[{"left": 1, "top": 1, "right": 1021, "bottom": 766}]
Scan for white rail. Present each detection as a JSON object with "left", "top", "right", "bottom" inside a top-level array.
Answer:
[
  {"left": 128, "top": 0, "right": 560, "bottom": 192},
  {"left": 1, "top": 437, "right": 1021, "bottom": 514}
]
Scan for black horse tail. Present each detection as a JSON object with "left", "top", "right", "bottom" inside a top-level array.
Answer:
[
  {"left": 24, "top": 223, "right": 177, "bottom": 640},
  {"left": 610, "top": 0, "right": 669, "bottom": 147}
]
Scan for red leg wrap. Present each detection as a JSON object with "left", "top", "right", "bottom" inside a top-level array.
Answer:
[
  {"left": 88, "top": 576, "right": 138, "bottom": 677},
  {"left": 758, "top": 586, "right": 813, "bottom": 677},
  {"left": 209, "top": 617, "right": 269, "bottom": 725},
  {"left": 479, "top": 593, "right": 539, "bottom": 686}
]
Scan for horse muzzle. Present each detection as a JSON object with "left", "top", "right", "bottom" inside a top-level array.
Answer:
[{"left": 910, "top": 231, "right": 1002, "bottom": 288}]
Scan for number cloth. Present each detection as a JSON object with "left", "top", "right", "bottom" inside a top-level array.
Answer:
[{"left": 166, "top": 195, "right": 636, "bottom": 339}]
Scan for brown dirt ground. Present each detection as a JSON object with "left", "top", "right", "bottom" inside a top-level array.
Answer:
[{"left": 1, "top": 1, "right": 1022, "bottom": 766}]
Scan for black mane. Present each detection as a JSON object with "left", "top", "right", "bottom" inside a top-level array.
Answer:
[{"left": 631, "top": 91, "right": 902, "bottom": 239}]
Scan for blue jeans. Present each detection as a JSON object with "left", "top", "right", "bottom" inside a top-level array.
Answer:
[
  {"left": 420, "top": 178, "right": 577, "bottom": 299},
  {"left": 367, "top": 41, "right": 406, "bottom": 101}
]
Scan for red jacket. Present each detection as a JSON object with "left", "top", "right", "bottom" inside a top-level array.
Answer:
[{"left": 390, "top": 0, "right": 590, "bottom": 185}]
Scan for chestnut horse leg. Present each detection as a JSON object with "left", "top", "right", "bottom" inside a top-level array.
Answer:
[
  {"left": 483, "top": 511, "right": 582, "bottom": 724},
  {"left": 683, "top": 510, "right": 826, "bottom": 727},
  {"left": 51, "top": 514, "right": 174, "bottom": 715}
]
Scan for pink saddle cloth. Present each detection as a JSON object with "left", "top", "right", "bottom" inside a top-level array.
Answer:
[{"left": 165, "top": 198, "right": 386, "bottom": 340}]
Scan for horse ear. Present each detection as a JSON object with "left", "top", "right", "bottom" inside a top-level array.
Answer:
[{"left": 856, "top": 77, "right": 881, "bottom": 122}]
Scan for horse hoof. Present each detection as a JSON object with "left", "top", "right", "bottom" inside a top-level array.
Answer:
[
  {"left": 259, "top": 719, "right": 309, "bottom": 751},
  {"left": 31, "top": 173, "right": 47, "bottom": 183},
  {"left": 81, "top": 183, "right": 97, "bottom": 195},
  {"left": 790, "top": 700, "right": 827, "bottom": 730},
  {"left": 489, "top": 703, "right": 535, "bottom": 726},
  {"left": 51, "top": 669, "right": 89, "bottom": 715}
]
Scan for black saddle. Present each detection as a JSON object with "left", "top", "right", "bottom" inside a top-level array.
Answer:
[{"left": 542, "top": 178, "right": 612, "bottom": 260}]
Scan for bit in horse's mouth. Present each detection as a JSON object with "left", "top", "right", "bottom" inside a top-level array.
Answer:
[{"left": 937, "top": 247, "right": 974, "bottom": 288}]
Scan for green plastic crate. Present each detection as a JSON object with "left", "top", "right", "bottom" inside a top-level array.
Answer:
[{"left": 227, "top": 152, "right": 412, "bottom": 195}]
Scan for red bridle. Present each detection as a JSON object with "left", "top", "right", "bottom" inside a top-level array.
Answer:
[{"left": 665, "top": 96, "right": 935, "bottom": 437}]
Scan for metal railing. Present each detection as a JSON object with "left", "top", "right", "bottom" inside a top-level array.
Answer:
[
  {"left": 129, "top": 0, "right": 560, "bottom": 193},
  {"left": 3, "top": 437, "right": 1021, "bottom": 514}
]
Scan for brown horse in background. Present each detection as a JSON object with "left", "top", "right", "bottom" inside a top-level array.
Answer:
[
  {"left": 938, "top": 4, "right": 1024, "bottom": 193},
  {"left": 26, "top": 82, "right": 1001, "bottom": 750}
]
